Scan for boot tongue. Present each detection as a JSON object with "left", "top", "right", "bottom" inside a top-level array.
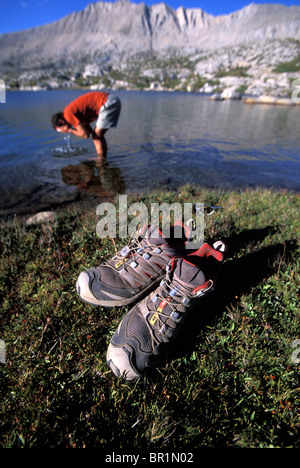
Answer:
[
  {"left": 144, "top": 224, "right": 188, "bottom": 247},
  {"left": 173, "top": 258, "right": 206, "bottom": 291}
]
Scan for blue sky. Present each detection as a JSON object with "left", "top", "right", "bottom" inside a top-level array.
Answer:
[{"left": 1, "top": 0, "right": 299, "bottom": 34}]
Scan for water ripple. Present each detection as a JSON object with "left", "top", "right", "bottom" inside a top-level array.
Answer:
[{"left": 0, "top": 90, "right": 299, "bottom": 216}]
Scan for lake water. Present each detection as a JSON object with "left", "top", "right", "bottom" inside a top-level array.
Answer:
[{"left": 0, "top": 89, "right": 299, "bottom": 217}]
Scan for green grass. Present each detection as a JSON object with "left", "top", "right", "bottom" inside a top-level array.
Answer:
[
  {"left": 215, "top": 67, "right": 250, "bottom": 78},
  {"left": 273, "top": 55, "right": 300, "bottom": 73},
  {"left": 0, "top": 186, "right": 299, "bottom": 448}
]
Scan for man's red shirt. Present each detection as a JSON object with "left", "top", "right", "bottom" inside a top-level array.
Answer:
[{"left": 64, "top": 92, "right": 108, "bottom": 128}]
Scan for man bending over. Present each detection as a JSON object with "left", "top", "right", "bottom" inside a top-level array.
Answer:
[{"left": 52, "top": 92, "right": 121, "bottom": 158}]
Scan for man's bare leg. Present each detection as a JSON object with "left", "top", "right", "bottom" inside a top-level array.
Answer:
[{"left": 93, "top": 128, "right": 108, "bottom": 158}]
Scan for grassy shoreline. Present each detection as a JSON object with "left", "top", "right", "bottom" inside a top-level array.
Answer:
[{"left": 0, "top": 185, "right": 299, "bottom": 448}]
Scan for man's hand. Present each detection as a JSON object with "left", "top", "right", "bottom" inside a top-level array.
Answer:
[{"left": 56, "top": 125, "right": 72, "bottom": 134}]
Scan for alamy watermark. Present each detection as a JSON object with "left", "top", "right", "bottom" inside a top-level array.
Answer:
[
  {"left": 0, "top": 340, "right": 5, "bottom": 364},
  {"left": 291, "top": 339, "right": 300, "bottom": 364},
  {"left": 292, "top": 79, "right": 300, "bottom": 104},
  {"left": 0, "top": 79, "right": 6, "bottom": 104},
  {"left": 96, "top": 195, "right": 205, "bottom": 249}
]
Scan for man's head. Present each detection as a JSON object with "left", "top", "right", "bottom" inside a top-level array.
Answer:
[{"left": 52, "top": 113, "right": 70, "bottom": 133}]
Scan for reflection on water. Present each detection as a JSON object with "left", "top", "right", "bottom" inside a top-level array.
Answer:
[
  {"left": 0, "top": 90, "right": 299, "bottom": 217},
  {"left": 61, "top": 159, "right": 125, "bottom": 199}
]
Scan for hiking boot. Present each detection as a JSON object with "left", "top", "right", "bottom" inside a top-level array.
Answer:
[
  {"left": 76, "top": 222, "right": 191, "bottom": 307},
  {"left": 106, "top": 242, "right": 225, "bottom": 380}
]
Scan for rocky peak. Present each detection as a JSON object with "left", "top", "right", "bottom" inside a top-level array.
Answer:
[{"left": 1, "top": 1, "right": 300, "bottom": 96}]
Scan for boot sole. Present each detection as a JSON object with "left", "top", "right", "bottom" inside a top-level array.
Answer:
[{"left": 76, "top": 273, "right": 164, "bottom": 308}]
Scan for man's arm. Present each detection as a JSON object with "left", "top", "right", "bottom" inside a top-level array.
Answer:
[{"left": 71, "top": 123, "right": 92, "bottom": 139}]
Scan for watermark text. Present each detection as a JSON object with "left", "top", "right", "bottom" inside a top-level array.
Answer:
[
  {"left": 292, "top": 79, "right": 300, "bottom": 104},
  {"left": 0, "top": 340, "right": 6, "bottom": 364},
  {"left": 291, "top": 339, "right": 300, "bottom": 364},
  {"left": 96, "top": 195, "right": 204, "bottom": 249},
  {"left": 0, "top": 79, "right": 6, "bottom": 103}
]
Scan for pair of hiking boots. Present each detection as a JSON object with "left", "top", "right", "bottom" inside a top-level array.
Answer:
[{"left": 76, "top": 222, "right": 225, "bottom": 381}]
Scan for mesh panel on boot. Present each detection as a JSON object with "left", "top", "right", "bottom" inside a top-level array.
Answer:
[{"left": 127, "top": 312, "right": 152, "bottom": 353}]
